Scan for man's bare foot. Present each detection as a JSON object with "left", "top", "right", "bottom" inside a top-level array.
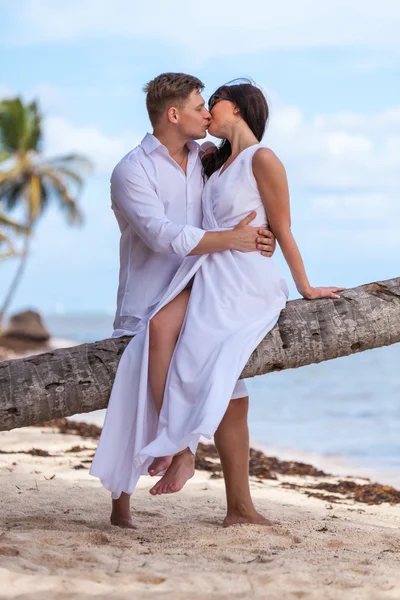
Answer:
[
  {"left": 110, "top": 513, "right": 137, "bottom": 529},
  {"left": 223, "top": 509, "right": 274, "bottom": 528},
  {"left": 110, "top": 493, "right": 136, "bottom": 529},
  {"left": 148, "top": 456, "right": 173, "bottom": 477},
  {"left": 149, "top": 449, "right": 195, "bottom": 496}
]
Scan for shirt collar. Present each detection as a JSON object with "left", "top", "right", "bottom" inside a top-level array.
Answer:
[
  {"left": 141, "top": 133, "right": 200, "bottom": 156},
  {"left": 141, "top": 133, "right": 161, "bottom": 155}
]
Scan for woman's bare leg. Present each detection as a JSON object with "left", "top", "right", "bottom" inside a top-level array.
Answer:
[
  {"left": 147, "top": 288, "right": 191, "bottom": 476},
  {"left": 149, "top": 447, "right": 195, "bottom": 496},
  {"left": 146, "top": 300, "right": 272, "bottom": 509},
  {"left": 110, "top": 289, "right": 191, "bottom": 527},
  {"left": 149, "top": 288, "right": 191, "bottom": 414},
  {"left": 214, "top": 396, "right": 273, "bottom": 528}
]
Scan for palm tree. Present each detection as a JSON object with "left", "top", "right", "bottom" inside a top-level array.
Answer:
[
  {"left": 0, "top": 275, "right": 399, "bottom": 430},
  {"left": 0, "top": 97, "right": 92, "bottom": 324},
  {"left": 0, "top": 211, "right": 28, "bottom": 262}
]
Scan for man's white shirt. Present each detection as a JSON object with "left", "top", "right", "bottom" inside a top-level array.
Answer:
[{"left": 112, "top": 133, "right": 205, "bottom": 335}]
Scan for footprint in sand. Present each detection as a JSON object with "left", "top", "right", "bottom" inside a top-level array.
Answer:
[
  {"left": 326, "top": 539, "right": 346, "bottom": 549},
  {"left": 84, "top": 532, "right": 110, "bottom": 546},
  {"left": 0, "top": 546, "right": 20, "bottom": 557},
  {"left": 135, "top": 574, "right": 166, "bottom": 585},
  {"left": 133, "top": 510, "right": 162, "bottom": 518}
]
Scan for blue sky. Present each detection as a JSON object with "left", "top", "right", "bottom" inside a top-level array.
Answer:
[{"left": 1, "top": 0, "right": 399, "bottom": 317}]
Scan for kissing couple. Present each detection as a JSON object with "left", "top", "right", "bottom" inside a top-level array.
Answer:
[{"left": 90, "top": 73, "right": 342, "bottom": 529}]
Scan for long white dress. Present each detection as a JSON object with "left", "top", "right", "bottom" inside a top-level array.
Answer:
[{"left": 90, "top": 144, "right": 289, "bottom": 498}]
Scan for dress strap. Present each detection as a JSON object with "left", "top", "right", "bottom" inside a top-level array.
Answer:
[{"left": 246, "top": 143, "right": 267, "bottom": 188}]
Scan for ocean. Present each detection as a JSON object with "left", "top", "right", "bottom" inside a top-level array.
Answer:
[{"left": 45, "top": 313, "right": 400, "bottom": 487}]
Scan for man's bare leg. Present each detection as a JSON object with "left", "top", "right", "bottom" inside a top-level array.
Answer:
[
  {"left": 110, "top": 491, "right": 136, "bottom": 529},
  {"left": 214, "top": 396, "right": 273, "bottom": 528}
]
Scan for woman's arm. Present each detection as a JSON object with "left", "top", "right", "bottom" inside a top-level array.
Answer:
[{"left": 253, "top": 148, "right": 344, "bottom": 300}]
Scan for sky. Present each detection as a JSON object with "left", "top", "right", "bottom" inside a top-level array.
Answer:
[{"left": 0, "top": 0, "right": 399, "bottom": 317}]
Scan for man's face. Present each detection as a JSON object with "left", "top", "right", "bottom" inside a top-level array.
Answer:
[{"left": 175, "top": 89, "right": 211, "bottom": 140}]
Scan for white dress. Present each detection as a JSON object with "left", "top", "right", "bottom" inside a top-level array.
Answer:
[{"left": 90, "top": 144, "right": 289, "bottom": 498}]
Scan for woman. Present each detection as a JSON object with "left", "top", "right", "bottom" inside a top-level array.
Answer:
[{"left": 91, "top": 80, "right": 343, "bottom": 503}]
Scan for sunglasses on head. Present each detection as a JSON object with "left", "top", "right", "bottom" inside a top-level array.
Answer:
[{"left": 208, "top": 93, "right": 233, "bottom": 111}]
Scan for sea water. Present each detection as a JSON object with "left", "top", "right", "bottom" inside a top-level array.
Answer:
[{"left": 45, "top": 313, "right": 400, "bottom": 485}]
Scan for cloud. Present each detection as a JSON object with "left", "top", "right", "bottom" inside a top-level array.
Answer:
[
  {"left": 252, "top": 92, "right": 400, "bottom": 257},
  {"left": 266, "top": 98, "right": 400, "bottom": 192},
  {"left": 43, "top": 117, "right": 139, "bottom": 174},
  {"left": 0, "top": 84, "right": 14, "bottom": 99},
  {"left": 28, "top": 84, "right": 65, "bottom": 112},
  {"left": 4, "top": 0, "right": 400, "bottom": 60},
  {"left": 310, "top": 193, "right": 396, "bottom": 220},
  {"left": 1, "top": 83, "right": 65, "bottom": 113}
]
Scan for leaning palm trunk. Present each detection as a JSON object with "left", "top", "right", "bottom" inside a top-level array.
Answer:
[
  {"left": 0, "top": 277, "right": 399, "bottom": 432},
  {"left": 0, "top": 233, "right": 30, "bottom": 326}
]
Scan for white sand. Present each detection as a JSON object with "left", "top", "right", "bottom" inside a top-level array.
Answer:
[{"left": 0, "top": 426, "right": 399, "bottom": 600}]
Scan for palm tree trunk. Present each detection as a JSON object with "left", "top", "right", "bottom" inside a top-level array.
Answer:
[
  {"left": 0, "top": 234, "right": 30, "bottom": 327},
  {"left": 0, "top": 276, "right": 399, "bottom": 432}
]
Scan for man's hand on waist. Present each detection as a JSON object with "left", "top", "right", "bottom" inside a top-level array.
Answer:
[{"left": 232, "top": 211, "right": 276, "bottom": 256}]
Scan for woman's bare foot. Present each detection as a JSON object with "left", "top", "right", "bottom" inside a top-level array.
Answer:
[
  {"left": 149, "top": 449, "right": 195, "bottom": 496},
  {"left": 110, "top": 493, "right": 136, "bottom": 529},
  {"left": 148, "top": 456, "right": 173, "bottom": 477},
  {"left": 223, "top": 508, "right": 274, "bottom": 528}
]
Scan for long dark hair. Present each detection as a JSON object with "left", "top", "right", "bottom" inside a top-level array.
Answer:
[{"left": 202, "top": 79, "right": 269, "bottom": 178}]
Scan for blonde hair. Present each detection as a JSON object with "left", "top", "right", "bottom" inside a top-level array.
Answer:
[{"left": 143, "top": 72, "right": 204, "bottom": 126}]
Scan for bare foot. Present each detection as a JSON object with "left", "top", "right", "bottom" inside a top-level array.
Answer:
[
  {"left": 110, "top": 493, "right": 136, "bottom": 529},
  {"left": 149, "top": 449, "right": 195, "bottom": 496},
  {"left": 110, "top": 512, "right": 137, "bottom": 529},
  {"left": 223, "top": 510, "right": 274, "bottom": 528},
  {"left": 148, "top": 456, "right": 173, "bottom": 477}
]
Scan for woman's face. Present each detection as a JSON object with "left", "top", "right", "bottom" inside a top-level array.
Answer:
[{"left": 207, "top": 96, "right": 237, "bottom": 138}]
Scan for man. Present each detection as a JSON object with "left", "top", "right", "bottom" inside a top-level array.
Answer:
[{"left": 90, "top": 73, "right": 275, "bottom": 528}]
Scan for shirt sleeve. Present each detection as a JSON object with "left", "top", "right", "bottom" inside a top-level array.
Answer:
[{"left": 111, "top": 160, "right": 205, "bottom": 258}]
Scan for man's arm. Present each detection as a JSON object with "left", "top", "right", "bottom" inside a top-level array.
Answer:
[
  {"left": 112, "top": 161, "right": 204, "bottom": 258},
  {"left": 112, "top": 161, "right": 274, "bottom": 257},
  {"left": 188, "top": 212, "right": 273, "bottom": 255}
]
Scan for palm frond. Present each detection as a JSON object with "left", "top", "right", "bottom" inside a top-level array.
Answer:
[
  {"left": 0, "top": 179, "right": 25, "bottom": 212},
  {"left": 41, "top": 164, "right": 83, "bottom": 187},
  {"left": 0, "top": 97, "right": 42, "bottom": 153},
  {"left": 39, "top": 179, "right": 49, "bottom": 213},
  {"left": 0, "top": 150, "right": 11, "bottom": 164},
  {"left": 0, "top": 212, "right": 28, "bottom": 234},
  {"left": 27, "top": 175, "right": 42, "bottom": 223},
  {"left": 0, "top": 230, "right": 12, "bottom": 243},
  {"left": 0, "top": 250, "right": 17, "bottom": 261},
  {"left": 25, "top": 100, "right": 42, "bottom": 151},
  {"left": 42, "top": 171, "right": 83, "bottom": 225},
  {"left": 0, "top": 162, "right": 25, "bottom": 185},
  {"left": 0, "top": 98, "right": 25, "bottom": 153},
  {"left": 0, "top": 230, "right": 18, "bottom": 260},
  {"left": 47, "top": 153, "right": 93, "bottom": 173},
  {"left": 39, "top": 163, "right": 83, "bottom": 189}
]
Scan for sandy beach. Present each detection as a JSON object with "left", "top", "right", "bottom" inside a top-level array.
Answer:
[{"left": 0, "top": 423, "right": 399, "bottom": 599}]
